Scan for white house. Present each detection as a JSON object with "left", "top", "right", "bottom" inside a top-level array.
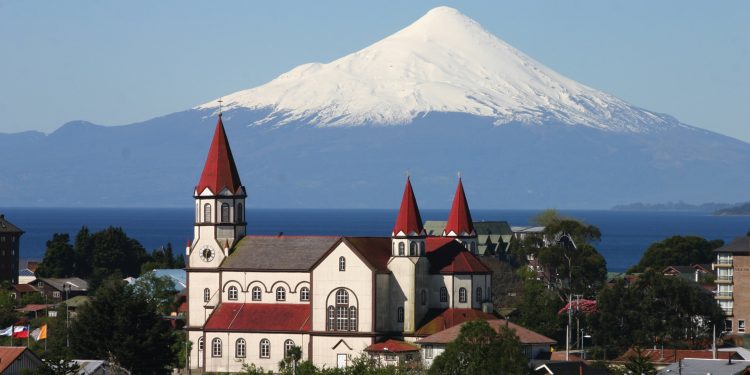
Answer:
[{"left": 186, "top": 115, "right": 493, "bottom": 372}]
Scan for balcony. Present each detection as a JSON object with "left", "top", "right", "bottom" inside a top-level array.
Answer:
[
  {"left": 716, "top": 276, "right": 734, "bottom": 284},
  {"left": 723, "top": 308, "right": 734, "bottom": 316},
  {"left": 716, "top": 292, "right": 733, "bottom": 300}
]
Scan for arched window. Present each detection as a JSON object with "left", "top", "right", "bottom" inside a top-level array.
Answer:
[
  {"left": 203, "top": 288, "right": 210, "bottom": 303},
  {"left": 203, "top": 203, "right": 212, "bottom": 223},
  {"left": 339, "top": 256, "right": 346, "bottom": 271},
  {"left": 235, "top": 338, "right": 246, "bottom": 358},
  {"left": 336, "top": 305, "right": 349, "bottom": 331},
  {"left": 211, "top": 338, "right": 222, "bottom": 357},
  {"left": 300, "top": 287, "right": 310, "bottom": 301},
  {"left": 421, "top": 290, "right": 427, "bottom": 305},
  {"left": 198, "top": 337, "right": 204, "bottom": 351},
  {"left": 284, "top": 340, "right": 295, "bottom": 357},
  {"left": 461, "top": 241, "right": 468, "bottom": 249},
  {"left": 476, "top": 287, "right": 482, "bottom": 303},
  {"left": 459, "top": 287, "right": 467, "bottom": 303},
  {"left": 470, "top": 242, "right": 477, "bottom": 253},
  {"left": 252, "top": 286, "right": 262, "bottom": 301},
  {"left": 336, "top": 289, "right": 349, "bottom": 305},
  {"left": 327, "top": 306, "right": 335, "bottom": 330},
  {"left": 397, "top": 307, "right": 404, "bottom": 323},
  {"left": 259, "top": 339, "right": 270, "bottom": 358},
  {"left": 276, "top": 287, "right": 286, "bottom": 301},
  {"left": 419, "top": 241, "right": 425, "bottom": 256},
  {"left": 221, "top": 203, "right": 230, "bottom": 223},
  {"left": 409, "top": 241, "right": 417, "bottom": 256},
  {"left": 440, "top": 287, "right": 448, "bottom": 302},
  {"left": 228, "top": 286, "right": 238, "bottom": 301},
  {"left": 237, "top": 203, "right": 244, "bottom": 222},
  {"left": 349, "top": 306, "right": 358, "bottom": 331},
  {"left": 398, "top": 242, "right": 405, "bottom": 256}
]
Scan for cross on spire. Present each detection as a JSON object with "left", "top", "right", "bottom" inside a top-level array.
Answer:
[{"left": 218, "top": 98, "right": 223, "bottom": 116}]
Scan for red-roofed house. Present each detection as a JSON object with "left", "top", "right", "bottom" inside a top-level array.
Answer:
[
  {"left": 364, "top": 339, "right": 420, "bottom": 365},
  {"left": 186, "top": 116, "right": 495, "bottom": 372},
  {"left": 616, "top": 347, "right": 741, "bottom": 369},
  {"left": 0, "top": 347, "right": 43, "bottom": 374}
]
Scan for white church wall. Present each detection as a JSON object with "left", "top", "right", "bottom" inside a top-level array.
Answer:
[
  {"left": 311, "top": 336, "right": 372, "bottom": 369},
  {"left": 187, "top": 271, "right": 220, "bottom": 327},
  {"left": 220, "top": 271, "right": 310, "bottom": 304},
  {"left": 203, "top": 332, "right": 308, "bottom": 373}
]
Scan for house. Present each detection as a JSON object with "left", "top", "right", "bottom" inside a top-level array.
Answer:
[
  {"left": 662, "top": 264, "right": 713, "bottom": 284},
  {"left": 416, "top": 319, "right": 556, "bottom": 368},
  {"left": 0, "top": 347, "right": 43, "bottom": 374},
  {"left": 62, "top": 295, "right": 91, "bottom": 318},
  {"left": 617, "top": 348, "right": 740, "bottom": 370},
  {"left": 0, "top": 215, "right": 23, "bottom": 285},
  {"left": 10, "top": 284, "right": 39, "bottom": 301},
  {"left": 16, "top": 304, "right": 55, "bottom": 319},
  {"left": 364, "top": 339, "right": 421, "bottom": 365},
  {"left": 657, "top": 358, "right": 750, "bottom": 375},
  {"left": 187, "top": 115, "right": 494, "bottom": 372},
  {"left": 73, "top": 359, "right": 131, "bottom": 375},
  {"left": 28, "top": 277, "right": 88, "bottom": 303},
  {"left": 531, "top": 361, "right": 607, "bottom": 375},
  {"left": 425, "top": 221, "right": 513, "bottom": 257},
  {"left": 18, "top": 262, "right": 38, "bottom": 285},
  {"left": 712, "top": 236, "right": 750, "bottom": 334}
]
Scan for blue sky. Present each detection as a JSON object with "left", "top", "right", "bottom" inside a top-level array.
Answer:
[{"left": 1, "top": 1, "right": 748, "bottom": 141}]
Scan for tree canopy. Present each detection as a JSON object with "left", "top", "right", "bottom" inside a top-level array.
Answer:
[
  {"left": 36, "top": 233, "right": 76, "bottom": 278},
  {"left": 429, "top": 320, "right": 529, "bottom": 375},
  {"left": 629, "top": 235, "right": 724, "bottom": 273}
]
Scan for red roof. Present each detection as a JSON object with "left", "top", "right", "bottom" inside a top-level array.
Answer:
[
  {"left": 365, "top": 339, "right": 420, "bottom": 353},
  {"left": 0, "top": 347, "right": 34, "bottom": 373},
  {"left": 616, "top": 348, "right": 738, "bottom": 364},
  {"left": 443, "top": 179, "right": 475, "bottom": 236},
  {"left": 418, "top": 319, "right": 556, "bottom": 345},
  {"left": 204, "top": 303, "right": 311, "bottom": 332},
  {"left": 558, "top": 299, "right": 598, "bottom": 315},
  {"left": 196, "top": 115, "right": 243, "bottom": 195},
  {"left": 16, "top": 304, "right": 54, "bottom": 313},
  {"left": 12, "top": 284, "right": 38, "bottom": 293},
  {"left": 425, "top": 237, "right": 490, "bottom": 274},
  {"left": 415, "top": 308, "right": 496, "bottom": 336},
  {"left": 392, "top": 177, "right": 425, "bottom": 237}
]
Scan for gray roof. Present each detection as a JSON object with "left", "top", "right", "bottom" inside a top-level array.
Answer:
[
  {"left": 425, "top": 220, "right": 513, "bottom": 255},
  {"left": 424, "top": 221, "right": 446, "bottom": 236},
  {"left": 657, "top": 359, "right": 750, "bottom": 375},
  {"left": 715, "top": 237, "right": 750, "bottom": 254},
  {"left": 222, "top": 236, "right": 341, "bottom": 271},
  {"left": 37, "top": 277, "right": 89, "bottom": 292},
  {"left": 146, "top": 269, "right": 186, "bottom": 290},
  {"left": 0, "top": 214, "right": 23, "bottom": 234}
]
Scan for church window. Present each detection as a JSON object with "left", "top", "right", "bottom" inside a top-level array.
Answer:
[
  {"left": 237, "top": 203, "right": 243, "bottom": 222},
  {"left": 327, "top": 306, "right": 335, "bottom": 330},
  {"left": 284, "top": 340, "right": 295, "bottom": 357},
  {"left": 470, "top": 242, "right": 477, "bottom": 253},
  {"left": 276, "top": 287, "right": 286, "bottom": 301},
  {"left": 203, "top": 288, "right": 210, "bottom": 303},
  {"left": 424, "top": 345, "right": 434, "bottom": 359},
  {"left": 259, "top": 339, "right": 270, "bottom": 358},
  {"left": 398, "top": 242, "right": 405, "bottom": 256},
  {"left": 440, "top": 287, "right": 448, "bottom": 302},
  {"left": 300, "top": 287, "right": 310, "bottom": 301},
  {"left": 419, "top": 241, "right": 425, "bottom": 256},
  {"left": 349, "top": 307, "right": 358, "bottom": 331},
  {"left": 211, "top": 338, "right": 222, "bottom": 357},
  {"left": 421, "top": 290, "right": 427, "bottom": 305},
  {"left": 336, "top": 289, "right": 349, "bottom": 305},
  {"left": 397, "top": 307, "right": 404, "bottom": 323},
  {"left": 476, "top": 287, "right": 482, "bottom": 303},
  {"left": 409, "top": 241, "right": 417, "bottom": 256},
  {"left": 198, "top": 337, "right": 204, "bottom": 351},
  {"left": 221, "top": 203, "right": 230, "bottom": 223},
  {"left": 339, "top": 256, "right": 346, "bottom": 271},
  {"left": 252, "top": 286, "right": 262, "bottom": 301},
  {"left": 203, "top": 203, "right": 212, "bottom": 223},
  {"left": 235, "top": 338, "right": 246, "bottom": 358},
  {"left": 459, "top": 288, "right": 467, "bottom": 303},
  {"left": 336, "top": 306, "right": 349, "bottom": 331},
  {"left": 461, "top": 241, "right": 468, "bottom": 249},
  {"left": 228, "top": 286, "right": 238, "bottom": 301}
]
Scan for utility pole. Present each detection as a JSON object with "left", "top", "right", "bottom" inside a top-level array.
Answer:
[
  {"left": 566, "top": 293, "right": 572, "bottom": 361},
  {"left": 64, "top": 283, "right": 70, "bottom": 348}
]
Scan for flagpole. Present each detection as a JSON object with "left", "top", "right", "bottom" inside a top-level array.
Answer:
[
  {"left": 27, "top": 326, "right": 30, "bottom": 347},
  {"left": 10, "top": 324, "right": 13, "bottom": 347}
]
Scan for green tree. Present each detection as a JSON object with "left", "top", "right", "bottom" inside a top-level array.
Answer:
[
  {"left": 0, "top": 290, "right": 19, "bottom": 328},
  {"left": 36, "top": 233, "right": 76, "bottom": 278},
  {"left": 429, "top": 320, "right": 529, "bottom": 375},
  {"left": 69, "top": 277, "right": 177, "bottom": 375},
  {"left": 140, "top": 243, "right": 185, "bottom": 274},
  {"left": 131, "top": 273, "right": 178, "bottom": 316},
  {"left": 24, "top": 359, "right": 80, "bottom": 375},
  {"left": 623, "top": 348, "right": 657, "bottom": 375},
  {"left": 515, "top": 277, "right": 564, "bottom": 340},
  {"left": 87, "top": 227, "right": 149, "bottom": 289},
  {"left": 629, "top": 236, "right": 724, "bottom": 273},
  {"left": 72, "top": 227, "right": 94, "bottom": 278}
]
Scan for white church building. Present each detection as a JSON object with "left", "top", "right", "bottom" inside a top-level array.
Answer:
[{"left": 187, "top": 115, "right": 494, "bottom": 371}]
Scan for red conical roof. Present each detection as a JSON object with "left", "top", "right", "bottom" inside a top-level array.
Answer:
[
  {"left": 196, "top": 115, "right": 243, "bottom": 195},
  {"left": 444, "top": 178, "right": 475, "bottom": 236},
  {"left": 392, "top": 177, "right": 425, "bottom": 236}
]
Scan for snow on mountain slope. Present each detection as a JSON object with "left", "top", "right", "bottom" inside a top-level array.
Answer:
[{"left": 196, "top": 6, "right": 682, "bottom": 132}]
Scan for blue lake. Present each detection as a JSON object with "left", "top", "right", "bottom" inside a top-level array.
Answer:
[{"left": 1, "top": 207, "right": 749, "bottom": 272}]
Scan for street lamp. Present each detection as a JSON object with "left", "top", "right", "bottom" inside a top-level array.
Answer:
[
  {"left": 581, "top": 331, "right": 591, "bottom": 360},
  {"left": 63, "top": 283, "right": 70, "bottom": 348}
]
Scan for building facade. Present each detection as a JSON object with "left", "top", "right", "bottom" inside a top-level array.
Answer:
[
  {"left": 186, "top": 116, "right": 493, "bottom": 372},
  {"left": 713, "top": 236, "right": 750, "bottom": 334},
  {"left": 0, "top": 215, "right": 23, "bottom": 284}
]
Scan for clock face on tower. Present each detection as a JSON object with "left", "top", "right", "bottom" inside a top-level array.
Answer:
[{"left": 199, "top": 246, "right": 215, "bottom": 262}]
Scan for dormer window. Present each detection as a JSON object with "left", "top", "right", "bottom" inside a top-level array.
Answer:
[
  {"left": 221, "top": 203, "right": 230, "bottom": 223},
  {"left": 398, "top": 242, "right": 405, "bottom": 256},
  {"left": 409, "top": 242, "right": 417, "bottom": 256},
  {"left": 203, "top": 203, "right": 212, "bottom": 223}
]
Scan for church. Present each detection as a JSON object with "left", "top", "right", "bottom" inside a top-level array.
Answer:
[{"left": 187, "top": 115, "right": 493, "bottom": 371}]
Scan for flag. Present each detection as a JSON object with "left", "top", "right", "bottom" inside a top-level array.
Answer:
[
  {"left": 31, "top": 324, "right": 47, "bottom": 341},
  {"left": 0, "top": 326, "right": 12, "bottom": 336},
  {"left": 12, "top": 326, "right": 28, "bottom": 338}
]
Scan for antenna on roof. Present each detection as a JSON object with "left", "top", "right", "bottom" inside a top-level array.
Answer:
[
  {"left": 457, "top": 171, "right": 462, "bottom": 179},
  {"left": 218, "top": 98, "right": 223, "bottom": 117}
]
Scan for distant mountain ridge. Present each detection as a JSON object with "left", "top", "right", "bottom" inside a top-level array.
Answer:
[
  {"left": 612, "top": 202, "right": 734, "bottom": 212},
  {"left": 1, "top": 7, "right": 749, "bottom": 209},
  {"left": 715, "top": 203, "right": 750, "bottom": 216}
]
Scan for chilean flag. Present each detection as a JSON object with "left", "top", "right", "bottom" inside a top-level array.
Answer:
[{"left": 12, "top": 326, "right": 29, "bottom": 338}]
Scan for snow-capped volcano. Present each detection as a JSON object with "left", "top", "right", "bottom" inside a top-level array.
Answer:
[{"left": 197, "top": 6, "right": 679, "bottom": 132}]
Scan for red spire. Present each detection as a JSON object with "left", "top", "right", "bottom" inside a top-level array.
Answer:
[
  {"left": 444, "top": 178, "right": 475, "bottom": 237},
  {"left": 196, "top": 115, "right": 243, "bottom": 195},
  {"left": 392, "top": 177, "right": 425, "bottom": 237}
]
